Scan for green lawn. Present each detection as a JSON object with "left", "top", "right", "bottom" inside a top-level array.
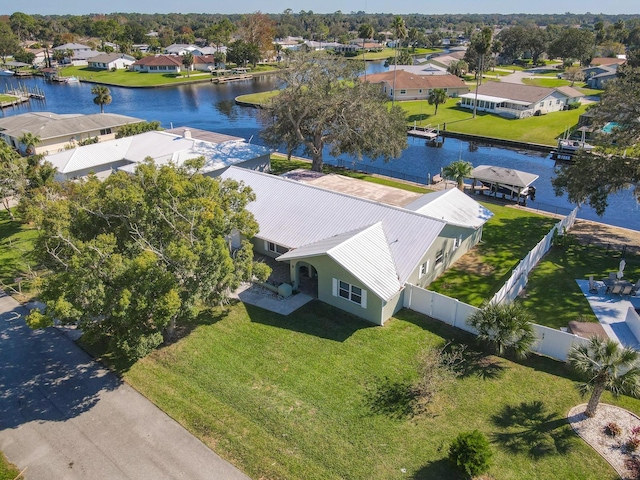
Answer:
[
  {"left": 121, "top": 300, "right": 633, "bottom": 480},
  {"left": 59, "top": 65, "right": 277, "bottom": 87},
  {"left": 270, "top": 154, "right": 431, "bottom": 193},
  {"left": 0, "top": 209, "right": 39, "bottom": 295},
  {"left": 522, "top": 242, "right": 640, "bottom": 329},
  {"left": 429, "top": 203, "right": 559, "bottom": 306},
  {"left": 0, "top": 94, "right": 18, "bottom": 103},
  {"left": 0, "top": 452, "right": 21, "bottom": 480},
  {"left": 402, "top": 97, "right": 588, "bottom": 145},
  {"left": 236, "top": 89, "right": 279, "bottom": 105}
]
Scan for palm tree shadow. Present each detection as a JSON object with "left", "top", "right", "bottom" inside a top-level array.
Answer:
[
  {"left": 448, "top": 343, "right": 506, "bottom": 380},
  {"left": 362, "top": 376, "right": 416, "bottom": 420},
  {"left": 491, "top": 400, "right": 574, "bottom": 458}
]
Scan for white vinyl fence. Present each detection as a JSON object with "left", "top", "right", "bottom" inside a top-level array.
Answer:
[
  {"left": 403, "top": 284, "right": 590, "bottom": 361},
  {"left": 490, "top": 207, "right": 578, "bottom": 305}
]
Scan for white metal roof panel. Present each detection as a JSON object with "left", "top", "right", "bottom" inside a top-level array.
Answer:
[
  {"left": 46, "top": 137, "right": 133, "bottom": 173},
  {"left": 471, "top": 165, "right": 538, "bottom": 188},
  {"left": 404, "top": 189, "right": 493, "bottom": 229},
  {"left": 221, "top": 167, "right": 446, "bottom": 286},
  {"left": 459, "top": 93, "right": 531, "bottom": 106},
  {"left": 277, "top": 223, "right": 402, "bottom": 300}
]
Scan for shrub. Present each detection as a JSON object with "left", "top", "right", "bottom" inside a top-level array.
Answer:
[
  {"left": 605, "top": 422, "right": 622, "bottom": 437},
  {"left": 567, "top": 101, "right": 581, "bottom": 110},
  {"left": 412, "top": 342, "right": 464, "bottom": 414},
  {"left": 626, "top": 458, "right": 640, "bottom": 480},
  {"left": 627, "top": 436, "right": 640, "bottom": 452},
  {"left": 631, "top": 426, "right": 640, "bottom": 436},
  {"left": 449, "top": 430, "right": 492, "bottom": 477}
]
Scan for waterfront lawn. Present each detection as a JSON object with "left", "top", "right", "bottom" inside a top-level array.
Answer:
[
  {"left": 270, "top": 154, "right": 431, "bottom": 193},
  {"left": 0, "top": 94, "right": 18, "bottom": 103},
  {"left": 0, "top": 451, "right": 21, "bottom": 480},
  {"left": 403, "top": 98, "right": 588, "bottom": 145},
  {"left": 429, "top": 203, "right": 559, "bottom": 306},
  {"left": 522, "top": 242, "right": 640, "bottom": 329},
  {"left": 236, "top": 89, "right": 279, "bottom": 106},
  {"left": 0, "top": 210, "right": 39, "bottom": 295},
  {"left": 122, "top": 301, "right": 629, "bottom": 480}
]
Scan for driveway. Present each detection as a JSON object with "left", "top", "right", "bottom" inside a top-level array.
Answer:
[{"left": 0, "top": 291, "right": 250, "bottom": 480}]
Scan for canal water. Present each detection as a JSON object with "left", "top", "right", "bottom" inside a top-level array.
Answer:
[{"left": 1, "top": 70, "right": 638, "bottom": 231}]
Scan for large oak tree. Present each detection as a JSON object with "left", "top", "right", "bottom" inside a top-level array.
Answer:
[
  {"left": 260, "top": 51, "right": 408, "bottom": 172},
  {"left": 25, "top": 159, "right": 270, "bottom": 360}
]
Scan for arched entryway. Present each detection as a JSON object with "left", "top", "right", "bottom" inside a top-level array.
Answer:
[{"left": 293, "top": 261, "right": 318, "bottom": 297}]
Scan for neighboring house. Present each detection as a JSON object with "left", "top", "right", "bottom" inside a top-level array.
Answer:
[
  {"left": 26, "top": 48, "right": 47, "bottom": 66},
  {"left": 130, "top": 55, "right": 183, "bottom": 73},
  {"left": 193, "top": 55, "right": 223, "bottom": 71},
  {"left": 43, "top": 128, "right": 271, "bottom": 181},
  {"left": 53, "top": 43, "right": 100, "bottom": 64},
  {"left": 365, "top": 70, "right": 469, "bottom": 101},
  {"left": 458, "top": 83, "right": 584, "bottom": 118},
  {"left": 589, "top": 57, "right": 626, "bottom": 67},
  {"left": 0, "top": 112, "right": 145, "bottom": 155},
  {"left": 88, "top": 53, "right": 136, "bottom": 70},
  {"left": 427, "top": 50, "right": 467, "bottom": 69},
  {"left": 219, "top": 167, "right": 492, "bottom": 325},
  {"left": 586, "top": 69, "right": 618, "bottom": 89},
  {"left": 192, "top": 46, "right": 216, "bottom": 56},
  {"left": 164, "top": 44, "right": 195, "bottom": 55},
  {"left": 395, "top": 64, "right": 449, "bottom": 76}
]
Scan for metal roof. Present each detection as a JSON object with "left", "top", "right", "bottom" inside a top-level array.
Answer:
[
  {"left": 278, "top": 223, "right": 402, "bottom": 301},
  {"left": 471, "top": 165, "right": 538, "bottom": 188},
  {"left": 0, "top": 112, "right": 144, "bottom": 140},
  {"left": 221, "top": 167, "right": 446, "bottom": 291},
  {"left": 47, "top": 137, "right": 134, "bottom": 173},
  {"left": 405, "top": 188, "right": 493, "bottom": 229},
  {"left": 459, "top": 92, "right": 531, "bottom": 106}
]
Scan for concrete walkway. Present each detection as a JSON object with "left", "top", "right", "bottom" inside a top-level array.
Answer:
[
  {"left": 576, "top": 279, "right": 640, "bottom": 349},
  {"left": 0, "top": 291, "right": 251, "bottom": 480}
]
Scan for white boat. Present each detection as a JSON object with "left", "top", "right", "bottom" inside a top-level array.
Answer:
[
  {"left": 0, "top": 69, "right": 14, "bottom": 76},
  {"left": 556, "top": 126, "right": 594, "bottom": 154},
  {"left": 64, "top": 76, "right": 79, "bottom": 84}
]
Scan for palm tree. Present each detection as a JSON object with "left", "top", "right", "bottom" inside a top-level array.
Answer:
[
  {"left": 568, "top": 337, "right": 640, "bottom": 417},
  {"left": 471, "top": 27, "right": 493, "bottom": 118},
  {"left": 442, "top": 160, "right": 473, "bottom": 191},
  {"left": 17, "top": 132, "right": 41, "bottom": 156},
  {"left": 427, "top": 88, "right": 447, "bottom": 115},
  {"left": 390, "top": 16, "right": 407, "bottom": 106},
  {"left": 468, "top": 302, "right": 536, "bottom": 358},
  {"left": 358, "top": 23, "right": 374, "bottom": 81},
  {"left": 91, "top": 86, "right": 112, "bottom": 113},
  {"left": 182, "top": 51, "right": 194, "bottom": 77}
]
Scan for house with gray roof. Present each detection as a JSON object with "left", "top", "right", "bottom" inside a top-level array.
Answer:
[
  {"left": 586, "top": 69, "right": 618, "bottom": 89},
  {"left": 365, "top": 70, "right": 469, "bottom": 101},
  {"left": 458, "top": 82, "right": 584, "bottom": 118},
  {"left": 44, "top": 128, "right": 271, "bottom": 181},
  {"left": 53, "top": 43, "right": 100, "bottom": 64},
  {"left": 0, "top": 112, "right": 144, "bottom": 155},
  {"left": 220, "top": 167, "right": 492, "bottom": 325},
  {"left": 88, "top": 53, "right": 136, "bottom": 70}
]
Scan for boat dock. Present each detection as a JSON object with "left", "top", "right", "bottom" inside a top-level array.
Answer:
[
  {"left": 407, "top": 125, "right": 439, "bottom": 140},
  {"left": 211, "top": 74, "right": 253, "bottom": 84},
  {"left": 1, "top": 83, "right": 45, "bottom": 108}
]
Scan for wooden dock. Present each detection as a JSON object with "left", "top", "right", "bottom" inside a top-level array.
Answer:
[
  {"left": 211, "top": 74, "right": 253, "bottom": 84},
  {"left": 1, "top": 83, "right": 45, "bottom": 107},
  {"left": 407, "top": 126, "right": 439, "bottom": 140}
]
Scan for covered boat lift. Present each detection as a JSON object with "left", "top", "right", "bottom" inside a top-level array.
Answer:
[{"left": 469, "top": 165, "right": 538, "bottom": 205}]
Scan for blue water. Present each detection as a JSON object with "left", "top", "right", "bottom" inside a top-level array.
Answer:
[{"left": 1, "top": 69, "right": 638, "bottom": 231}]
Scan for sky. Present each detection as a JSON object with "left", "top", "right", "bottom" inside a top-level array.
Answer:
[{"left": 3, "top": 0, "right": 639, "bottom": 16}]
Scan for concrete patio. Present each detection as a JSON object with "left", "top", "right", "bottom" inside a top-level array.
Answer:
[{"left": 576, "top": 278, "right": 640, "bottom": 349}]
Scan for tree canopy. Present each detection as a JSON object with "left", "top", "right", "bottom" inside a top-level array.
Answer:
[
  {"left": 25, "top": 160, "right": 270, "bottom": 360},
  {"left": 552, "top": 54, "right": 640, "bottom": 215},
  {"left": 260, "top": 51, "right": 408, "bottom": 172}
]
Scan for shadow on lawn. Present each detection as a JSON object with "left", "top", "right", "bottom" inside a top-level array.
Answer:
[
  {"left": 244, "top": 300, "right": 373, "bottom": 342},
  {"left": 363, "top": 376, "right": 416, "bottom": 419},
  {"left": 491, "top": 400, "right": 574, "bottom": 458},
  {"left": 411, "top": 458, "right": 464, "bottom": 479}
]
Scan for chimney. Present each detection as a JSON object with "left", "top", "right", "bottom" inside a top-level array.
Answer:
[{"left": 183, "top": 129, "right": 192, "bottom": 139}]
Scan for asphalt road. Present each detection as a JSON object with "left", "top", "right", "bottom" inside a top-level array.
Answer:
[{"left": 0, "top": 291, "right": 250, "bottom": 480}]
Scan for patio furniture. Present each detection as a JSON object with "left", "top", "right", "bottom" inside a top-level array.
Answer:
[
  {"left": 621, "top": 285, "right": 633, "bottom": 296},
  {"left": 588, "top": 275, "right": 599, "bottom": 294},
  {"left": 603, "top": 278, "right": 634, "bottom": 294},
  {"left": 609, "top": 272, "right": 618, "bottom": 280},
  {"left": 632, "top": 279, "right": 640, "bottom": 296},
  {"left": 610, "top": 284, "right": 623, "bottom": 296}
]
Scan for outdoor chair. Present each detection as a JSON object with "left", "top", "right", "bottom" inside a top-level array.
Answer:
[
  {"left": 621, "top": 285, "right": 633, "bottom": 296},
  {"left": 588, "top": 275, "right": 599, "bottom": 294},
  {"left": 609, "top": 272, "right": 618, "bottom": 280},
  {"left": 632, "top": 280, "right": 640, "bottom": 296},
  {"left": 610, "top": 284, "right": 623, "bottom": 296}
]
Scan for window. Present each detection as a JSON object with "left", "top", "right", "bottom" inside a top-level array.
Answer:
[
  {"left": 419, "top": 89, "right": 422, "bottom": 94},
  {"left": 266, "top": 241, "right": 288, "bottom": 255},
  {"left": 419, "top": 260, "right": 430, "bottom": 278},
  {"left": 400, "top": 89, "right": 406, "bottom": 95},
  {"left": 453, "top": 235, "right": 463, "bottom": 250},
  {"left": 435, "top": 248, "right": 444, "bottom": 266},
  {"left": 333, "top": 279, "right": 367, "bottom": 307},
  {"left": 99, "top": 128, "right": 112, "bottom": 135}
]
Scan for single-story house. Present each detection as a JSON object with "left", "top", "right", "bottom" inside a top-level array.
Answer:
[
  {"left": 458, "top": 83, "right": 584, "bottom": 119},
  {"left": 219, "top": 167, "right": 492, "bottom": 325},
  {"left": 589, "top": 57, "right": 626, "bottom": 67},
  {"left": 193, "top": 55, "right": 223, "bottom": 72},
  {"left": 586, "top": 70, "right": 618, "bottom": 89},
  {"left": 364, "top": 70, "right": 469, "bottom": 101},
  {"left": 88, "top": 53, "right": 136, "bottom": 70},
  {"left": 0, "top": 112, "right": 145, "bottom": 155},
  {"left": 26, "top": 48, "right": 47, "bottom": 66},
  {"left": 130, "top": 55, "right": 183, "bottom": 73},
  {"left": 53, "top": 43, "right": 100, "bottom": 64},
  {"left": 43, "top": 128, "right": 271, "bottom": 181},
  {"left": 164, "top": 44, "right": 195, "bottom": 55},
  {"left": 395, "top": 64, "right": 449, "bottom": 76}
]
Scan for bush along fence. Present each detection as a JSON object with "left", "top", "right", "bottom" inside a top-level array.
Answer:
[
  {"left": 403, "top": 206, "right": 589, "bottom": 362},
  {"left": 490, "top": 207, "right": 578, "bottom": 305}
]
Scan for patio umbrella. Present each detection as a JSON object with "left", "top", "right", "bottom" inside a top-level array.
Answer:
[{"left": 618, "top": 259, "right": 626, "bottom": 279}]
